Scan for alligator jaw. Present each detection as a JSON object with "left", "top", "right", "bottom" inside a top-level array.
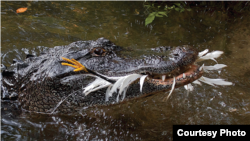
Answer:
[
  {"left": 147, "top": 64, "right": 203, "bottom": 87},
  {"left": 145, "top": 64, "right": 202, "bottom": 85}
]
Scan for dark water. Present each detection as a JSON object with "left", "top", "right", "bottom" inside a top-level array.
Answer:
[{"left": 1, "top": 1, "right": 250, "bottom": 140}]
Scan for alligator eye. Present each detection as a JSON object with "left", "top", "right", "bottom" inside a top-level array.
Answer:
[
  {"left": 94, "top": 48, "right": 104, "bottom": 55},
  {"left": 91, "top": 47, "right": 106, "bottom": 56}
]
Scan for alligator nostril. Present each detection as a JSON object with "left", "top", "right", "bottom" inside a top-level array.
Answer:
[
  {"left": 26, "top": 54, "right": 35, "bottom": 59},
  {"left": 173, "top": 54, "right": 179, "bottom": 60}
]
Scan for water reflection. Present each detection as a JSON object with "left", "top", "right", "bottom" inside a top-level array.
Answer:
[{"left": 1, "top": 1, "right": 250, "bottom": 140}]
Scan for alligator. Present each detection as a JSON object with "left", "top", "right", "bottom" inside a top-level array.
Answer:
[{"left": 1, "top": 37, "right": 231, "bottom": 115}]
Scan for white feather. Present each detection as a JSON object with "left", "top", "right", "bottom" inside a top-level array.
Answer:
[
  {"left": 107, "top": 76, "right": 123, "bottom": 80},
  {"left": 189, "top": 84, "right": 194, "bottom": 91},
  {"left": 82, "top": 73, "right": 144, "bottom": 101},
  {"left": 184, "top": 83, "right": 194, "bottom": 91},
  {"left": 196, "top": 51, "right": 224, "bottom": 63},
  {"left": 140, "top": 75, "right": 148, "bottom": 92},
  {"left": 184, "top": 85, "right": 187, "bottom": 90},
  {"left": 198, "top": 76, "right": 216, "bottom": 86},
  {"left": 203, "top": 64, "right": 227, "bottom": 71},
  {"left": 84, "top": 84, "right": 111, "bottom": 96},
  {"left": 166, "top": 77, "right": 176, "bottom": 100},
  {"left": 83, "top": 78, "right": 111, "bottom": 95},
  {"left": 121, "top": 87, "right": 128, "bottom": 101},
  {"left": 83, "top": 78, "right": 104, "bottom": 92},
  {"left": 198, "top": 76, "right": 232, "bottom": 86},
  {"left": 192, "top": 80, "right": 202, "bottom": 86},
  {"left": 109, "top": 76, "right": 127, "bottom": 95},
  {"left": 198, "top": 49, "right": 209, "bottom": 57},
  {"left": 119, "top": 74, "right": 142, "bottom": 94},
  {"left": 199, "top": 64, "right": 205, "bottom": 71}
]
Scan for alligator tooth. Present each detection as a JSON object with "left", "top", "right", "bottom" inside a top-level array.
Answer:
[
  {"left": 190, "top": 74, "right": 192, "bottom": 78},
  {"left": 168, "top": 74, "right": 171, "bottom": 77},
  {"left": 183, "top": 73, "right": 186, "bottom": 78},
  {"left": 162, "top": 75, "right": 166, "bottom": 81},
  {"left": 189, "top": 65, "right": 192, "bottom": 68}
]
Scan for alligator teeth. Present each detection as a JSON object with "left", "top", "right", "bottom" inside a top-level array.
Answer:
[
  {"left": 162, "top": 75, "right": 166, "bottom": 81},
  {"left": 190, "top": 74, "right": 192, "bottom": 78},
  {"left": 168, "top": 74, "right": 171, "bottom": 77},
  {"left": 183, "top": 73, "right": 186, "bottom": 78}
]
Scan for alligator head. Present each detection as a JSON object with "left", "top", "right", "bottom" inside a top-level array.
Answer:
[{"left": 1, "top": 37, "right": 231, "bottom": 114}]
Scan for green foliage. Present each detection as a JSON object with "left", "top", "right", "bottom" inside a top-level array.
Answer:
[
  {"left": 145, "top": 12, "right": 156, "bottom": 26},
  {"left": 144, "top": 2, "right": 191, "bottom": 26}
]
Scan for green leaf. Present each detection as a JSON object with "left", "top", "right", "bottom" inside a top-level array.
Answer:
[
  {"left": 168, "top": 5, "right": 175, "bottom": 9},
  {"left": 175, "top": 8, "right": 180, "bottom": 11},
  {"left": 149, "top": 12, "right": 157, "bottom": 15},
  {"left": 144, "top": 5, "right": 151, "bottom": 8},
  {"left": 186, "top": 9, "right": 191, "bottom": 11},
  {"left": 158, "top": 11, "right": 168, "bottom": 17},
  {"left": 27, "top": 3, "right": 31, "bottom": 7},
  {"left": 180, "top": 9, "right": 185, "bottom": 12},
  {"left": 145, "top": 12, "right": 156, "bottom": 26},
  {"left": 155, "top": 13, "right": 163, "bottom": 17},
  {"left": 174, "top": 3, "right": 181, "bottom": 7}
]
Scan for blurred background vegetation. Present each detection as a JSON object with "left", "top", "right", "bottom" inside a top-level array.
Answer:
[{"left": 144, "top": 1, "right": 250, "bottom": 26}]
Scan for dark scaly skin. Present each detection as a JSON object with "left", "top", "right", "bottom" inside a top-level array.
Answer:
[{"left": 1, "top": 37, "right": 202, "bottom": 114}]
